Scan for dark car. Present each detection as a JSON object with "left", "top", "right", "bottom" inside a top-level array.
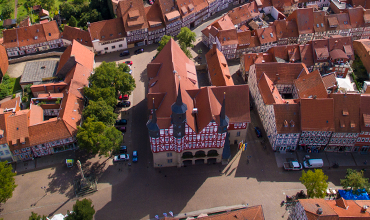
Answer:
[
  {"left": 120, "top": 145, "right": 127, "bottom": 154},
  {"left": 134, "top": 48, "right": 144, "bottom": 54},
  {"left": 117, "top": 126, "right": 126, "bottom": 132},
  {"left": 125, "top": 61, "right": 133, "bottom": 66},
  {"left": 254, "top": 127, "right": 262, "bottom": 138},
  {"left": 115, "top": 119, "right": 127, "bottom": 125},
  {"left": 119, "top": 50, "right": 130, "bottom": 57},
  {"left": 116, "top": 101, "right": 131, "bottom": 108},
  {"left": 132, "top": 151, "right": 138, "bottom": 162}
]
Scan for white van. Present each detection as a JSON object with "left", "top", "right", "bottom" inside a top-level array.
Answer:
[{"left": 303, "top": 159, "right": 324, "bottom": 168}]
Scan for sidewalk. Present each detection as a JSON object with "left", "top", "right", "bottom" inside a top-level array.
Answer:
[
  {"left": 13, "top": 150, "right": 76, "bottom": 174},
  {"left": 275, "top": 150, "right": 370, "bottom": 168}
]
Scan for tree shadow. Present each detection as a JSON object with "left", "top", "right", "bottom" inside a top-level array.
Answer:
[{"left": 46, "top": 163, "right": 77, "bottom": 199}]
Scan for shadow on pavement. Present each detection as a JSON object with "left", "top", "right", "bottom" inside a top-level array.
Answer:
[{"left": 46, "top": 163, "right": 77, "bottom": 199}]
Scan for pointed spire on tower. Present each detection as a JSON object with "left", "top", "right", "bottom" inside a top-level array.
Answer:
[
  {"left": 220, "top": 92, "right": 226, "bottom": 122},
  {"left": 147, "top": 98, "right": 160, "bottom": 138},
  {"left": 176, "top": 83, "right": 183, "bottom": 106},
  {"left": 151, "top": 98, "right": 157, "bottom": 124},
  {"left": 171, "top": 82, "right": 187, "bottom": 114}
]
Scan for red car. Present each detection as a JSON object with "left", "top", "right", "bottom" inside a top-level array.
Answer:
[
  {"left": 118, "top": 94, "right": 129, "bottom": 100},
  {"left": 125, "top": 61, "right": 133, "bottom": 66}
]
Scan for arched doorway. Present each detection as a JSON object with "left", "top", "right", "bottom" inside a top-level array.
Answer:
[
  {"left": 194, "top": 150, "right": 206, "bottom": 158},
  {"left": 207, "top": 150, "right": 218, "bottom": 157},
  {"left": 183, "top": 160, "right": 192, "bottom": 166},
  {"left": 182, "top": 152, "right": 193, "bottom": 159},
  {"left": 195, "top": 159, "right": 205, "bottom": 165}
]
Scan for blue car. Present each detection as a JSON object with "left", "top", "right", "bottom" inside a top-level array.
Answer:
[
  {"left": 132, "top": 151, "right": 138, "bottom": 162},
  {"left": 254, "top": 127, "right": 262, "bottom": 138}
]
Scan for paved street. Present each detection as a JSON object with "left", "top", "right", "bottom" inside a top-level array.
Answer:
[{"left": 2, "top": 10, "right": 370, "bottom": 220}]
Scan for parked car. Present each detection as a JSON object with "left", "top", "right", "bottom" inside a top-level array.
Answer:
[
  {"left": 254, "top": 127, "right": 262, "bottom": 138},
  {"left": 132, "top": 151, "right": 138, "bottom": 162},
  {"left": 126, "top": 153, "right": 130, "bottom": 160},
  {"left": 116, "top": 101, "right": 131, "bottom": 108},
  {"left": 119, "top": 50, "right": 130, "bottom": 57},
  {"left": 122, "top": 94, "right": 129, "bottom": 100},
  {"left": 117, "top": 126, "right": 126, "bottom": 132},
  {"left": 120, "top": 145, "right": 127, "bottom": 154},
  {"left": 134, "top": 48, "right": 144, "bottom": 54},
  {"left": 115, "top": 119, "right": 127, "bottom": 125},
  {"left": 125, "top": 61, "right": 133, "bottom": 66},
  {"left": 148, "top": 0, "right": 154, "bottom": 4},
  {"left": 114, "top": 154, "right": 126, "bottom": 162},
  {"left": 283, "top": 161, "right": 302, "bottom": 171}
]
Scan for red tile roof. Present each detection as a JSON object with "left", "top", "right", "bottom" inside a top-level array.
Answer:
[
  {"left": 254, "top": 62, "right": 308, "bottom": 84},
  {"left": 227, "top": 2, "right": 260, "bottom": 26},
  {"left": 274, "top": 103, "right": 301, "bottom": 133},
  {"left": 274, "top": 19, "right": 299, "bottom": 40},
  {"left": 300, "top": 98, "right": 335, "bottom": 131},
  {"left": 299, "top": 199, "right": 338, "bottom": 218},
  {"left": 0, "top": 97, "right": 20, "bottom": 111},
  {"left": 156, "top": 0, "right": 181, "bottom": 25},
  {"left": 294, "top": 70, "right": 328, "bottom": 99},
  {"left": 287, "top": 8, "right": 314, "bottom": 35},
  {"left": 210, "top": 14, "right": 235, "bottom": 31},
  {"left": 0, "top": 45, "right": 9, "bottom": 76},
  {"left": 322, "top": 73, "right": 338, "bottom": 90},
  {"left": 57, "top": 39, "right": 94, "bottom": 73},
  {"left": 205, "top": 45, "right": 234, "bottom": 86},
  {"left": 28, "top": 118, "right": 73, "bottom": 146},
  {"left": 327, "top": 199, "right": 370, "bottom": 218},
  {"left": 258, "top": 73, "right": 285, "bottom": 105},
  {"left": 6, "top": 110, "right": 30, "bottom": 149},
  {"left": 299, "top": 43, "right": 315, "bottom": 67},
  {"left": 348, "top": 6, "right": 365, "bottom": 28},
  {"left": 88, "top": 18, "right": 125, "bottom": 42},
  {"left": 217, "top": 29, "right": 238, "bottom": 45},
  {"left": 62, "top": 25, "right": 93, "bottom": 47},
  {"left": 117, "top": 0, "right": 148, "bottom": 32},
  {"left": 145, "top": 4, "right": 165, "bottom": 31},
  {"left": 255, "top": 25, "right": 277, "bottom": 45},
  {"left": 3, "top": 20, "right": 60, "bottom": 48},
  {"left": 18, "top": 17, "right": 30, "bottom": 28},
  {"left": 313, "top": 11, "right": 327, "bottom": 33},
  {"left": 29, "top": 104, "right": 43, "bottom": 126},
  {"left": 268, "top": 44, "right": 301, "bottom": 62},
  {"left": 243, "top": 52, "right": 273, "bottom": 72}
]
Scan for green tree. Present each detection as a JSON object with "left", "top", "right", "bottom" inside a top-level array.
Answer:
[
  {"left": 29, "top": 212, "right": 47, "bottom": 220},
  {"left": 40, "top": 0, "right": 55, "bottom": 12},
  {"left": 84, "top": 86, "right": 117, "bottom": 108},
  {"left": 177, "top": 27, "right": 196, "bottom": 48},
  {"left": 59, "top": 2, "right": 76, "bottom": 20},
  {"left": 180, "top": 42, "right": 192, "bottom": 59},
  {"left": 76, "top": 118, "right": 122, "bottom": 156},
  {"left": 89, "top": 62, "right": 136, "bottom": 96},
  {"left": 68, "top": 16, "right": 77, "bottom": 27},
  {"left": 65, "top": 198, "right": 95, "bottom": 220},
  {"left": 157, "top": 35, "right": 173, "bottom": 53},
  {"left": 1, "top": 3, "right": 14, "bottom": 20},
  {"left": 90, "top": 0, "right": 111, "bottom": 20},
  {"left": 73, "top": 0, "right": 85, "bottom": 5},
  {"left": 78, "top": 9, "right": 102, "bottom": 28},
  {"left": 24, "top": 0, "right": 37, "bottom": 12},
  {"left": 0, "top": 161, "right": 17, "bottom": 203},
  {"left": 300, "top": 169, "right": 328, "bottom": 198},
  {"left": 82, "top": 98, "right": 117, "bottom": 126},
  {"left": 341, "top": 169, "right": 370, "bottom": 194}
]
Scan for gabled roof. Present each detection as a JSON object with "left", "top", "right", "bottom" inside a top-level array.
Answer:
[
  {"left": 254, "top": 62, "right": 308, "bottom": 84},
  {"left": 217, "top": 29, "right": 238, "bottom": 45},
  {"left": 313, "top": 11, "right": 327, "bottom": 32},
  {"left": 287, "top": 8, "right": 314, "bottom": 35},
  {"left": 243, "top": 52, "right": 274, "bottom": 72},
  {"left": 274, "top": 103, "right": 301, "bottom": 134},
  {"left": 192, "top": 0, "right": 209, "bottom": 13},
  {"left": 294, "top": 70, "right": 327, "bottom": 99},
  {"left": 145, "top": 4, "right": 165, "bottom": 31},
  {"left": 348, "top": 6, "right": 365, "bottom": 28},
  {"left": 210, "top": 15, "right": 235, "bottom": 31},
  {"left": 337, "top": 13, "right": 352, "bottom": 30},
  {"left": 6, "top": 110, "right": 30, "bottom": 149},
  {"left": 258, "top": 73, "right": 285, "bottom": 105},
  {"left": 298, "top": 199, "right": 338, "bottom": 218},
  {"left": 255, "top": 25, "right": 277, "bottom": 45},
  {"left": 117, "top": 0, "right": 148, "bottom": 31},
  {"left": 329, "top": 93, "right": 361, "bottom": 133},
  {"left": 268, "top": 44, "right": 301, "bottom": 62},
  {"left": 88, "top": 18, "right": 125, "bottom": 42},
  {"left": 205, "top": 45, "right": 234, "bottom": 86},
  {"left": 273, "top": 20, "right": 299, "bottom": 39},
  {"left": 3, "top": 20, "right": 60, "bottom": 48},
  {"left": 0, "top": 97, "right": 20, "bottom": 111},
  {"left": 227, "top": 2, "right": 260, "bottom": 25},
  {"left": 62, "top": 25, "right": 93, "bottom": 47},
  {"left": 148, "top": 38, "right": 198, "bottom": 130},
  {"left": 157, "top": 0, "right": 181, "bottom": 25},
  {"left": 322, "top": 73, "right": 338, "bottom": 90},
  {"left": 300, "top": 98, "right": 335, "bottom": 131},
  {"left": 57, "top": 39, "right": 94, "bottom": 73},
  {"left": 326, "top": 199, "right": 370, "bottom": 218},
  {"left": 28, "top": 118, "right": 73, "bottom": 146},
  {"left": 299, "top": 43, "right": 314, "bottom": 67},
  {"left": 0, "top": 44, "right": 9, "bottom": 75}
]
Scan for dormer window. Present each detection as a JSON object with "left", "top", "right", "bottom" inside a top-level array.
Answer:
[
  {"left": 270, "top": 33, "right": 273, "bottom": 38},
  {"left": 102, "top": 35, "right": 105, "bottom": 39},
  {"left": 36, "top": 29, "right": 39, "bottom": 32},
  {"left": 290, "top": 120, "right": 295, "bottom": 127},
  {"left": 261, "top": 35, "right": 264, "bottom": 39},
  {"left": 343, "top": 109, "right": 349, "bottom": 116},
  {"left": 321, "top": 23, "right": 324, "bottom": 27},
  {"left": 284, "top": 120, "right": 288, "bottom": 127},
  {"left": 34, "top": 36, "right": 38, "bottom": 40},
  {"left": 110, "top": 34, "right": 113, "bottom": 37},
  {"left": 48, "top": 33, "right": 51, "bottom": 36},
  {"left": 351, "top": 121, "right": 356, "bottom": 128},
  {"left": 317, "top": 24, "right": 319, "bottom": 28}
]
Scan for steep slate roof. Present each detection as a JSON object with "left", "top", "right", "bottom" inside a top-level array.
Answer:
[
  {"left": 294, "top": 70, "right": 328, "bottom": 99},
  {"left": 287, "top": 8, "right": 314, "bottom": 35},
  {"left": 300, "top": 98, "right": 335, "bottom": 131},
  {"left": 329, "top": 93, "right": 361, "bottom": 133},
  {"left": 0, "top": 45, "right": 9, "bottom": 75},
  {"left": 205, "top": 45, "right": 234, "bottom": 86},
  {"left": 360, "top": 94, "right": 370, "bottom": 132},
  {"left": 3, "top": 20, "right": 60, "bottom": 48},
  {"left": 88, "top": 18, "right": 126, "bottom": 42},
  {"left": 117, "top": 0, "right": 149, "bottom": 32},
  {"left": 62, "top": 25, "right": 93, "bottom": 47},
  {"left": 148, "top": 38, "right": 198, "bottom": 130},
  {"left": 274, "top": 103, "right": 301, "bottom": 134}
]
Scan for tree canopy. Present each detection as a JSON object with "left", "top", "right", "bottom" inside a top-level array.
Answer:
[
  {"left": 76, "top": 118, "right": 122, "bottom": 156},
  {"left": 300, "top": 169, "right": 328, "bottom": 198},
  {"left": 82, "top": 98, "right": 117, "bottom": 126},
  {"left": 24, "top": 0, "right": 38, "bottom": 12},
  {"left": 29, "top": 212, "right": 47, "bottom": 220},
  {"left": 84, "top": 86, "right": 117, "bottom": 108},
  {"left": 341, "top": 169, "right": 370, "bottom": 193},
  {"left": 68, "top": 16, "right": 78, "bottom": 27},
  {"left": 0, "top": 161, "right": 17, "bottom": 203},
  {"left": 157, "top": 35, "right": 173, "bottom": 53},
  {"left": 89, "top": 62, "right": 135, "bottom": 96},
  {"left": 65, "top": 198, "right": 95, "bottom": 220},
  {"left": 40, "top": 0, "right": 55, "bottom": 12},
  {"left": 1, "top": 3, "right": 13, "bottom": 19},
  {"left": 177, "top": 27, "right": 196, "bottom": 48}
]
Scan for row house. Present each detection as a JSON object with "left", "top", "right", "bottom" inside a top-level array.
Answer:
[
  {"left": 236, "top": 30, "right": 261, "bottom": 57},
  {"left": 274, "top": 19, "right": 299, "bottom": 45},
  {"left": 208, "top": 0, "right": 219, "bottom": 16},
  {"left": 313, "top": 11, "right": 328, "bottom": 40},
  {"left": 117, "top": 0, "right": 149, "bottom": 47},
  {"left": 146, "top": 38, "right": 250, "bottom": 167},
  {"left": 1, "top": 40, "right": 94, "bottom": 161},
  {"left": 287, "top": 8, "right": 314, "bottom": 44},
  {"left": 239, "top": 52, "right": 273, "bottom": 79},
  {"left": 145, "top": 4, "right": 166, "bottom": 44},
  {"left": 347, "top": 7, "right": 366, "bottom": 40},
  {"left": 157, "top": 0, "right": 182, "bottom": 36},
  {"left": 217, "top": 29, "right": 238, "bottom": 59},
  {"left": 193, "top": 0, "right": 210, "bottom": 27},
  {"left": 88, "top": 18, "right": 127, "bottom": 55},
  {"left": 178, "top": 0, "right": 196, "bottom": 28},
  {"left": 357, "top": 94, "right": 370, "bottom": 152},
  {"left": 248, "top": 62, "right": 310, "bottom": 151},
  {"left": 227, "top": 2, "right": 261, "bottom": 28},
  {"left": 254, "top": 25, "right": 278, "bottom": 51},
  {"left": 2, "top": 21, "right": 63, "bottom": 57},
  {"left": 61, "top": 25, "right": 93, "bottom": 48}
]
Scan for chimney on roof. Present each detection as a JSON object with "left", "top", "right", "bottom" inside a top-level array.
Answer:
[
  {"left": 317, "top": 208, "right": 323, "bottom": 215},
  {"left": 213, "top": 43, "right": 217, "bottom": 55},
  {"left": 313, "top": 95, "right": 317, "bottom": 99},
  {"left": 87, "top": 22, "right": 90, "bottom": 27},
  {"left": 130, "top": 1, "right": 133, "bottom": 7},
  {"left": 361, "top": 205, "right": 368, "bottom": 213}
]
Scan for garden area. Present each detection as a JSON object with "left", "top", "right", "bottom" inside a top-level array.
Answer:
[
  {"left": 352, "top": 55, "right": 370, "bottom": 91},
  {"left": 0, "top": 75, "right": 22, "bottom": 100}
]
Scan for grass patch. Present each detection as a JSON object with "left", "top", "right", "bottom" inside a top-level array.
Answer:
[
  {"left": 0, "top": 0, "right": 16, "bottom": 19},
  {"left": 0, "top": 75, "right": 21, "bottom": 100}
]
